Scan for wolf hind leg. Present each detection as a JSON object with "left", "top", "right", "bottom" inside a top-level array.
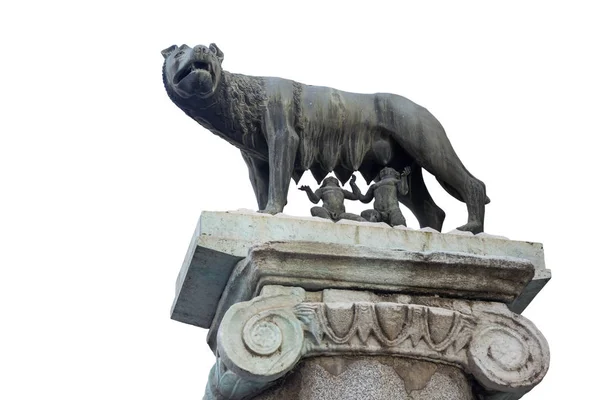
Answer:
[
  {"left": 454, "top": 176, "right": 486, "bottom": 233},
  {"left": 396, "top": 166, "right": 446, "bottom": 231}
]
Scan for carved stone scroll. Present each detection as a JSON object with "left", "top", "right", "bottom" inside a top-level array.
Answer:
[
  {"left": 468, "top": 310, "right": 550, "bottom": 396},
  {"left": 217, "top": 287, "right": 305, "bottom": 383}
]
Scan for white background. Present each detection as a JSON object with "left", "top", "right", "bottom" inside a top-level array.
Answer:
[{"left": 1, "top": 1, "right": 598, "bottom": 398}]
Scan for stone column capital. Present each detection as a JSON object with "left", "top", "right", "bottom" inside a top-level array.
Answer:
[{"left": 214, "top": 287, "right": 549, "bottom": 399}]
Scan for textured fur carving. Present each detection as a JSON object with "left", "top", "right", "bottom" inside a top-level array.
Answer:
[{"left": 162, "top": 43, "right": 489, "bottom": 233}]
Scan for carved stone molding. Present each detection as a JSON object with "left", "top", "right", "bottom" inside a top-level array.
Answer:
[
  {"left": 294, "top": 302, "right": 476, "bottom": 367},
  {"left": 214, "top": 288, "right": 549, "bottom": 399},
  {"left": 204, "top": 357, "right": 272, "bottom": 400}
]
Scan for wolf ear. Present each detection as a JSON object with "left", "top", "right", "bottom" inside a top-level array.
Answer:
[
  {"left": 161, "top": 45, "right": 179, "bottom": 59},
  {"left": 209, "top": 43, "right": 224, "bottom": 63}
]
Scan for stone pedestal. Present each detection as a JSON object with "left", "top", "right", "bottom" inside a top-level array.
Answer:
[{"left": 171, "top": 211, "right": 551, "bottom": 400}]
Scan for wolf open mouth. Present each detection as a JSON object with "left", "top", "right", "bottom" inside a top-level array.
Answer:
[{"left": 174, "top": 61, "right": 212, "bottom": 84}]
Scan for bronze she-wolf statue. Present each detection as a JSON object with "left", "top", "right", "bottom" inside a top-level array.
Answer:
[{"left": 161, "top": 43, "right": 489, "bottom": 233}]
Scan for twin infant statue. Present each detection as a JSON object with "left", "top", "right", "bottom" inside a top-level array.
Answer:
[{"left": 299, "top": 167, "right": 411, "bottom": 227}]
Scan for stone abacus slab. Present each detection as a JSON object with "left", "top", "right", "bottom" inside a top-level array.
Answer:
[{"left": 171, "top": 210, "right": 550, "bottom": 329}]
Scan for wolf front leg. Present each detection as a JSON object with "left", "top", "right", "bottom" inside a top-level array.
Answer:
[
  {"left": 241, "top": 151, "right": 269, "bottom": 210},
  {"left": 260, "top": 101, "right": 299, "bottom": 214}
]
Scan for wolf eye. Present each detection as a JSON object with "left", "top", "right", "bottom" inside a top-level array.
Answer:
[{"left": 175, "top": 51, "right": 185, "bottom": 58}]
